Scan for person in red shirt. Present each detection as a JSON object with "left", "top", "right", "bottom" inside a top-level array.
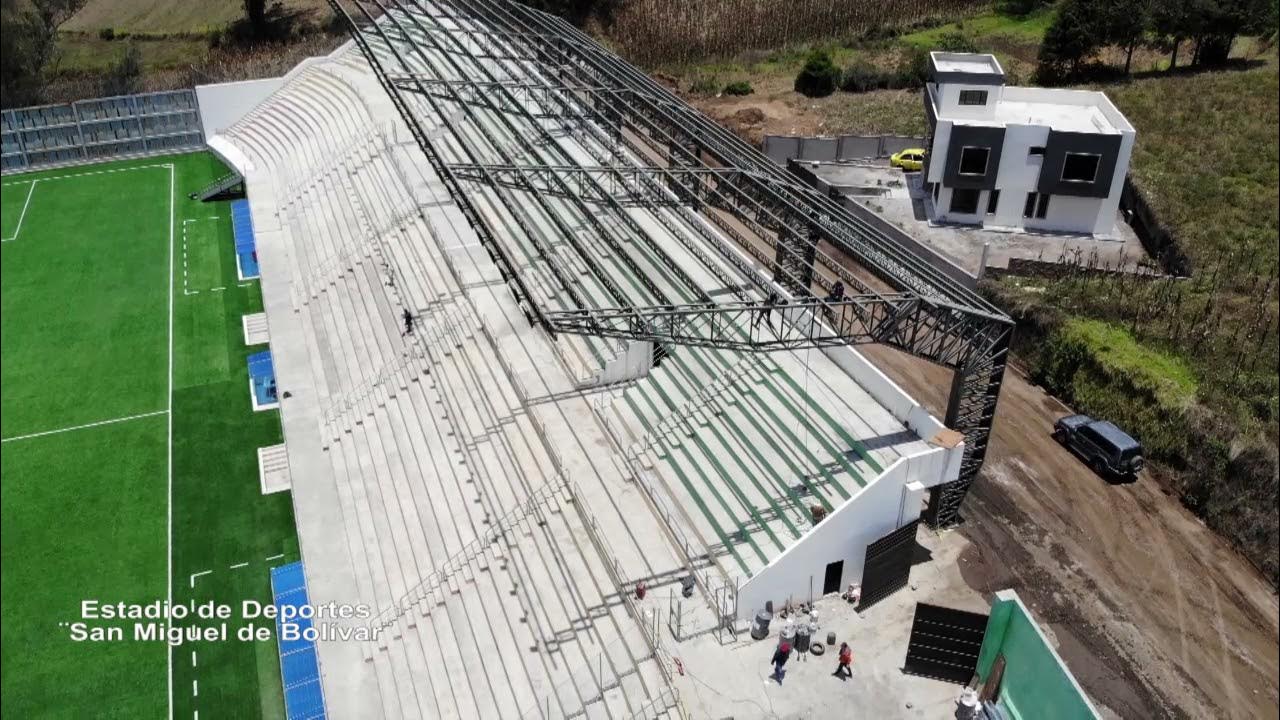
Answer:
[
  {"left": 771, "top": 641, "right": 792, "bottom": 683},
  {"left": 833, "top": 642, "right": 852, "bottom": 679}
]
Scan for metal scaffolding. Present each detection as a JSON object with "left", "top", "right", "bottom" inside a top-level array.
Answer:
[{"left": 326, "top": 0, "right": 1014, "bottom": 527}]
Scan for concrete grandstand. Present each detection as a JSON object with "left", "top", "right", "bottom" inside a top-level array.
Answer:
[{"left": 201, "top": 0, "right": 1016, "bottom": 717}]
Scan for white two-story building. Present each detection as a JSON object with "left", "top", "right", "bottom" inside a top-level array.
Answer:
[{"left": 922, "top": 52, "right": 1136, "bottom": 237}]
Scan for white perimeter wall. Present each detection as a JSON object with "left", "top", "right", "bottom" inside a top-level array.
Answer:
[
  {"left": 196, "top": 41, "right": 355, "bottom": 142},
  {"left": 736, "top": 448, "right": 949, "bottom": 618},
  {"left": 196, "top": 77, "right": 286, "bottom": 139},
  {"left": 732, "top": 342, "right": 965, "bottom": 619}
]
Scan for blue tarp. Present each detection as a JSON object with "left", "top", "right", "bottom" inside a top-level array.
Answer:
[
  {"left": 232, "top": 199, "right": 260, "bottom": 279},
  {"left": 270, "top": 562, "right": 327, "bottom": 720}
]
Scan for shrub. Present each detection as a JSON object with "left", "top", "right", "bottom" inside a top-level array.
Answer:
[
  {"left": 840, "top": 60, "right": 887, "bottom": 93},
  {"left": 99, "top": 27, "right": 115, "bottom": 41},
  {"left": 688, "top": 74, "right": 721, "bottom": 95},
  {"left": 794, "top": 50, "right": 840, "bottom": 97},
  {"left": 723, "top": 80, "right": 753, "bottom": 96},
  {"left": 100, "top": 44, "right": 143, "bottom": 97},
  {"left": 890, "top": 47, "right": 931, "bottom": 89},
  {"left": 936, "top": 30, "right": 979, "bottom": 53}
]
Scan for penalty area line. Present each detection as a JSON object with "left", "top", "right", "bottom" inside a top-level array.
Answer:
[{"left": 1, "top": 410, "right": 168, "bottom": 443}]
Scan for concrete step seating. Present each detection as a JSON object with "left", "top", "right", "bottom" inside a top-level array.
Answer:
[{"left": 221, "top": 56, "right": 672, "bottom": 719}]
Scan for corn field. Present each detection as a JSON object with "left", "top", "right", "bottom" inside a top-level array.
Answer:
[{"left": 602, "top": 0, "right": 987, "bottom": 65}]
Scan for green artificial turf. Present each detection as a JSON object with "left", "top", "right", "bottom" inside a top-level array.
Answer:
[{"left": 1, "top": 152, "right": 299, "bottom": 719}]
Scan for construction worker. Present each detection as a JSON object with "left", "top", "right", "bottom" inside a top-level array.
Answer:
[
  {"left": 770, "top": 641, "right": 792, "bottom": 684},
  {"left": 753, "top": 291, "right": 779, "bottom": 331},
  {"left": 402, "top": 308, "right": 414, "bottom": 336},
  {"left": 826, "top": 280, "right": 845, "bottom": 304},
  {"left": 833, "top": 642, "right": 853, "bottom": 679}
]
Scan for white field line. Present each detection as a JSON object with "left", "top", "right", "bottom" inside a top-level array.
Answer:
[
  {"left": 1, "top": 410, "right": 167, "bottom": 443},
  {"left": 166, "top": 162, "right": 176, "bottom": 720},
  {"left": 1, "top": 179, "right": 38, "bottom": 243},
  {"left": 1, "top": 163, "right": 173, "bottom": 188}
]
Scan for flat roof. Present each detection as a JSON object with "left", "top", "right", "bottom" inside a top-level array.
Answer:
[
  {"left": 931, "top": 52, "right": 1002, "bottom": 75},
  {"left": 990, "top": 97, "right": 1118, "bottom": 134}
]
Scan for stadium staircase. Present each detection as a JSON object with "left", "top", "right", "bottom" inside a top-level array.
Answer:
[{"left": 189, "top": 170, "right": 244, "bottom": 201}]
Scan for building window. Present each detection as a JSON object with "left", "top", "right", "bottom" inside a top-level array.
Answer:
[
  {"left": 986, "top": 189, "right": 1000, "bottom": 215},
  {"left": 1061, "top": 152, "right": 1101, "bottom": 183},
  {"left": 1029, "top": 146, "right": 1046, "bottom": 156},
  {"left": 959, "top": 90, "right": 988, "bottom": 106},
  {"left": 1024, "top": 192, "right": 1050, "bottom": 219},
  {"left": 933, "top": 182, "right": 940, "bottom": 203},
  {"left": 950, "top": 188, "right": 981, "bottom": 214},
  {"left": 958, "top": 146, "right": 990, "bottom": 176}
]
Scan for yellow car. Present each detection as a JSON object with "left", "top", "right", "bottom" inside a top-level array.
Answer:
[{"left": 890, "top": 148, "right": 927, "bottom": 172}]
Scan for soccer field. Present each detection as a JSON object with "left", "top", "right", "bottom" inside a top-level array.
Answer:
[{"left": 1, "top": 154, "right": 299, "bottom": 719}]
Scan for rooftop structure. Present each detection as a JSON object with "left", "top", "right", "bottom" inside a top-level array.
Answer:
[
  {"left": 202, "top": 2, "right": 1017, "bottom": 717},
  {"left": 974, "top": 590, "right": 1103, "bottom": 720},
  {"left": 922, "top": 52, "right": 1136, "bottom": 236}
]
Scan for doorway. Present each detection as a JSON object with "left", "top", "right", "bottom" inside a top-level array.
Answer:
[{"left": 822, "top": 560, "right": 844, "bottom": 595}]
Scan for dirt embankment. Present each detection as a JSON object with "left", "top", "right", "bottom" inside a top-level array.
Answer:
[{"left": 860, "top": 345, "right": 1280, "bottom": 718}]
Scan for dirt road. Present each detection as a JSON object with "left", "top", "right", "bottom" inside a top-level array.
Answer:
[{"left": 860, "top": 345, "right": 1279, "bottom": 719}]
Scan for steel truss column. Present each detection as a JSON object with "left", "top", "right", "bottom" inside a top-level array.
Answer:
[
  {"left": 927, "top": 323, "right": 1012, "bottom": 527},
  {"left": 329, "top": 0, "right": 1017, "bottom": 527}
]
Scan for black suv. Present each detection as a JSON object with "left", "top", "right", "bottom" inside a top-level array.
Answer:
[{"left": 1053, "top": 414, "right": 1144, "bottom": 480}]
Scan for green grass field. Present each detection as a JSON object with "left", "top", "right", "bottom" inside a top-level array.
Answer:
[{"left": 1, "top": 153, "right": 298, "bottom": 718}]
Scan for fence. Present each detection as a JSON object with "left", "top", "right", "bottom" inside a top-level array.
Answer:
[
  {"left": 762, "top": 134, "right": 925, "bottom": 165},
  {"left": 1, "top": 90, "right": 204, "bottom": 173}
]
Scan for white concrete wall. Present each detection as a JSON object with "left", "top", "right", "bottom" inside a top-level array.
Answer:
[
  {"left": 1091, "top": 130, "right": 1134, "bottom": 236},
  {"left": 196, "top": 41, "right": 355, "bottom": 140},
  {"left": 736, "top": 449, "right": 948, "bottom": 618},
  {"left": 926, "top": 119, "right": 952, "bottom": 185},
  {"left": 196, "top": 78, "right": 286, "bottom": 138},
  {"left": 928, "top": 119, "right": 1133, "bottom": 235},
  {"left": 935, "top": 82, "right": 1003, "bottom": 121},
  {"left": 1026, "top": 193, "right": 1105, "bottom": 235}
]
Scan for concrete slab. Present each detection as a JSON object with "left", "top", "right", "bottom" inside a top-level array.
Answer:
[{"left": 813, "top": 161, "right": 1148, "bottom": 273}]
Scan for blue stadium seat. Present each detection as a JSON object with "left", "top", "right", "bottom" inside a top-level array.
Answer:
[
  {"left": 270, "top": 562, "right": 327, "bottom": 720},
  {"left": 232, "top": 199, "right": 260, "bottom": 279},
  {"left": 247, "top": 350, "right": 278, "bottom": 407}
]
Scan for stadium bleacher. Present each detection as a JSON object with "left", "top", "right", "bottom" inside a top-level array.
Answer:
[
  {"left": 270, "top": 562, "right": 327, "bottom": 720},
  {"left": 212, "top": 4, "right": 954, "bottom": 717}
]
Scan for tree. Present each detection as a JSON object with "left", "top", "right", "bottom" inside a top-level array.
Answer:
[
  {"left": 1103, "top": 0, "right": 1153, "bottom": 74},
  {"left": 997, "top": 0, "right": 1054, "bottom": 17},
  {"left": 794, "top": 50, "right": 840, "bottom": 98},
  {"left": 0, "top": 0, "right": 85, "bottom": 108},
  {"left": 1151, "top": 0, "right": 1194, "bottom": 69},
  {"left": 244, "top": 0, "right": 266, "bottom": 34},
  {"left": 100, "top": 43, "right": 142, "bottom": 97},
  {"left": 1036, "top": 0, "right": 1104, "bottom": 81}
]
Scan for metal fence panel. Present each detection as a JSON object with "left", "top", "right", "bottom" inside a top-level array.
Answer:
[
  {"left": 801, "top": 136, "right": 839, "bottom": 161},
  {"left": 839, "top": 136, "right": 881, "bottom": 160},
  {"left": 879, "top": 135, "right": 922, "bottom": 156},
  {"left": 763, "top": 135, "right": 802, "bottom": 164},
  {"left": 764, "top": 133, "right": 926, "bottom": 164}
]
